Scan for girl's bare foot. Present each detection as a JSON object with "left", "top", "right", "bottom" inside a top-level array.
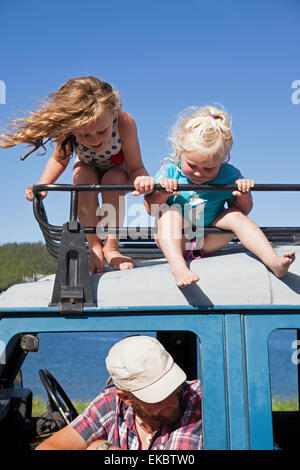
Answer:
[
  {"left": 88, "top": 245, "right": 104, "bottom": 274},
  {"left": 172, "top": 265, "right": 199, "bottom": 287},
  {"left": 103, "top": 249, "right": 134, "bottom": 271},
  {"left": 269, "top": 252, "right": 295, "bottom": 278}
]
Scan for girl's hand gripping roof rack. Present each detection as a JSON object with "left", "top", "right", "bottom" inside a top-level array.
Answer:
[{"left": 32, "top": 183, "right": 300, "bottom": 315}]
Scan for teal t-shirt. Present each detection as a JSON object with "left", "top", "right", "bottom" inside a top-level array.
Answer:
[{"left": 152, "top": 162, "right": 244, "bottom": 233}]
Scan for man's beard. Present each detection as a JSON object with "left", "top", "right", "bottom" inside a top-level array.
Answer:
[{"left": 132, "top": 400, "right": 182, "bottom": 426}]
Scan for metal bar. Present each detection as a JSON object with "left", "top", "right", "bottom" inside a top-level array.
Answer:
[
  {"left": 41, "top": 231, "right": 61, "bottom": 242},
  {"left": 33, "top": 196, "right": 62, "bottom": 233},
  {"left": 118, "top": 237, "right": 298, "bottom": 247},
  {"left": 70, "top": 191, "right": 78, "bottom": 221},
  {"left": 32, "top": 183, "right": 300, "bottom": 193},
  {"left": 88, "top": 226, "right": 300, "bottom": 235},
  {"left": 45, "top": 244, "right": 60, "bottom": 259}
]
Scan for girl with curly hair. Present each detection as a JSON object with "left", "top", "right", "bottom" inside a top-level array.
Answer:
[{"left": 0, "top": 76, "right": 155, "bottom": 273}]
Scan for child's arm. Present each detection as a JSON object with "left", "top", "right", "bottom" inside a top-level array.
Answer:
[
  {"left": 144, "top": 178, "right": 180, "bottom": 215},
  {"left": 118, "top": 111, "right": 155, "bottom": 195},
  {"left": 229, "top": 178, "right": 254, "bottom": 215},
  {"left": 25, "top": 142, "right": 70, "bottom": 201}
]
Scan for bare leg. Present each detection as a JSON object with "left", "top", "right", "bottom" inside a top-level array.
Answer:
[
  {"left": 73, "top": 159, "right": 104, "bottom": 274},
  {"left": 100, "top": 167, "right": 134, "bottom": 270},
  {"left": 212, "top": 208, "right": 295, "bottom": 278},
  {"left": 202, "top": 232, "right": 234, "bottom": 255},
  {"left": 156, "top": 206, "right": 199, "bottom": 287}
]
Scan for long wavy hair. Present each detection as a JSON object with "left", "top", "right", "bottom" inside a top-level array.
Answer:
[{"left": 0, "top": 76, "right": 122, "bottom": 160}]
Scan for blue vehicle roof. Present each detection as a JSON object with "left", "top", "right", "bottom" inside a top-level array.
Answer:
[{"left": 1, "top": 244, "right": 299, "bottom": 311}]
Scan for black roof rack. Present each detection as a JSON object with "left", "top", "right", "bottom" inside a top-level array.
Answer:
[{"left": 32, "top": 183, "right": 300, "bottom": 314}]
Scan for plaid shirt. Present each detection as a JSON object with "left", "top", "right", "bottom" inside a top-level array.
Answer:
[{"left": 70, "top": 380, "right": 203, "bottom": 450}]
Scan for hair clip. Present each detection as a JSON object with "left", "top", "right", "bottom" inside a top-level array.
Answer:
[{"left": 210, "top": 113, "right": 217, "bottom": 119}]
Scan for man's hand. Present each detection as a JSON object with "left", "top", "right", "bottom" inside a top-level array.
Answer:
[{"left": 86, "top": 439, "right": 121, "bottom": 450}]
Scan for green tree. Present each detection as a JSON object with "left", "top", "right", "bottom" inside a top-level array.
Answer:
[{"left": 0, "top": 243, "right": 57, "bottom": 292}]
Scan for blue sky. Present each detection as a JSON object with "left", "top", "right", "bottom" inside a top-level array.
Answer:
[{"left": 0, "top": 0, "right": 299, "bottom": 245}]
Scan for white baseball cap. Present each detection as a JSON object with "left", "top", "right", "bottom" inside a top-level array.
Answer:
[{"left": 105, "top": 335, "right": 187, "bottom": 403}]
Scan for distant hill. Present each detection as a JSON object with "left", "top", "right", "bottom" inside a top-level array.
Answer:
[{"left": 0, "top": 242, "right": 57, "bottom": 292}]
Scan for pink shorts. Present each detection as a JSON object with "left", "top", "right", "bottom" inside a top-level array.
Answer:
[{"left": 155, "top": 237, "right": 205, "bottom": 260}]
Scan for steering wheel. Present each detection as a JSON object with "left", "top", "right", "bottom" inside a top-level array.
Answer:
[{"left": 39, "top": 369, "right": 78, "bottom": 428}]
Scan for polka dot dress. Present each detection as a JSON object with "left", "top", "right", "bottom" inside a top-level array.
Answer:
[{"left": 75, "top": 117, "right": 124, "bottom": 171}]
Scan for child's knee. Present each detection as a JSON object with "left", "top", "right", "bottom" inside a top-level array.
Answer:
[
  {"left": 222, "top": 208, "right": 247, "bottom": 227},
  {"left": 73, "top": 163, "right": 98, "bottom": 184},
  {"left": 101, "top": 167, "right": 128, "bottom": 185}
]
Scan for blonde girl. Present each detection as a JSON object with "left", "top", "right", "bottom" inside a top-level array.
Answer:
[
  {"left": 144, "top": 105, "right": 295, "bottom": 287},
  {"left": 0, "top": 76, "right": 155, "bottom": 273}
]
